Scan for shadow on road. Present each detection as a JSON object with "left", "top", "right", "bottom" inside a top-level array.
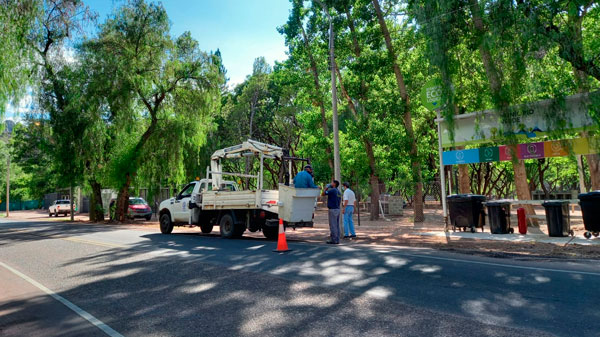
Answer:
[{"left": 2, "top": 223, "right": 596, "bottom": 336}]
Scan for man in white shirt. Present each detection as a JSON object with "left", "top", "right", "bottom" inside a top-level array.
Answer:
[{"left": 341, "top": 182, "right": 357, "bottom": 238}]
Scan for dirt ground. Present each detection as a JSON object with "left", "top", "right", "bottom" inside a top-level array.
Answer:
[{"left": 4, "top": 207, "right": 599, "bottom": 260}]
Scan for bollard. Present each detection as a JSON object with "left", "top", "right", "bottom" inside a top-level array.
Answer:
[{"left": 517, "top": 208, "right": 527, "bottom": 235}]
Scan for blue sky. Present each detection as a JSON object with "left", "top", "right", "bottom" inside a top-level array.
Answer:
[
  {"left": 5, "top": 0, "right": 292, "bottom": 119},
  {"left": 89, "top": 0, "right": 291, "bottom": 86}
]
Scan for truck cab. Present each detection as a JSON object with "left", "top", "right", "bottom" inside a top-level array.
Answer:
[{"left": 159, "top": 179, "right": 238, "bottom": 224}]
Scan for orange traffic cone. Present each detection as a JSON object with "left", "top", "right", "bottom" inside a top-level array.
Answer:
[{"left": 273, "top": 218, "right": 291, "bottom": 253}]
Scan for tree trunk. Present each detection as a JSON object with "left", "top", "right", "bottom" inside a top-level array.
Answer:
[
  {"left": 113, "top": 101, "right": 158, "bottom": 221},
  {"left": 89, "top": 179, "right": 104, "bottom": 222},
  {"left": 458, "top": 164, "right": 471, "bottom": 194},
  {"left": 538, "top": 159, "right": 549, "bottom": 199},
  {"left": 364, "top": 138, "right": 381, "bottom": 220},
  {"left": 369, "top": 174, "right": 380, "bottom": 220},
  {"left": 69, "top": 185, "right": 74, "bottom": 222},
  {"left": 586, "top": 154, "right": 600, "bottom": 190},
  {"left": 372, "top": 0, "right": 424, "bottom": 222},
  {"left": 115, "top": 174, "right": 131, "bottom": 222},
  {"left": 513, "top": 158, "right": 536, "bottom": 222}
]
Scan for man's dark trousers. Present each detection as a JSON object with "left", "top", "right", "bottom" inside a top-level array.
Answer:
[{"left": 328, "top": 208, "right": 340, "bottom": 243}]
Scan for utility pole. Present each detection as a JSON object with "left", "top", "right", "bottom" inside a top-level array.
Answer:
[
  {"left": 315, "top": 0, "right": 341, "bottom": 183},
  {"left": 328, "top": 18, "right": 341, "bottom": 184},
  {"left": 6, "top": 154, "right": 9, "bottom": 217},
  {"left": 4, "top": 121, "right": 12, "bottom": 217},
  {"left": 316, "top": 0, "right": 342, "bottom": 235}
]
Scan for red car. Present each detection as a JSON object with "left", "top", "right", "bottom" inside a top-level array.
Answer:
[{"left": 110, "top": 197, "right": 153, "bottom": 220}]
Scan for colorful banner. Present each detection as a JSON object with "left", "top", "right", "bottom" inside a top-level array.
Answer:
[
  {"left": 499, "top": 145, "right": 518, "bottom": 161},
  {"left": 436, "top": 91, "right": 598, "bottom": 147},
  {"left": 519, "top": 142, "right": 545, "bottom": 159},
  {"left": 573, "top": 138, "right": 590, "bottom": 155},
  {"left": 442, "top": 137, "right": 598, "bottom": 166},
  {"left": 443, "top": 149, "right": 480, "bottom": 165},
  {"left": 479, "top": 147, "right": 499, "bottom": 162},
  {"left": 544, "top": 140, "right": 569, "bottom": 157}
]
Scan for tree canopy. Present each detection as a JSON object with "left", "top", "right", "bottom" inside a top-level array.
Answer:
[{"left": 2, "top": 0, "right": 599, "bottom": 222}]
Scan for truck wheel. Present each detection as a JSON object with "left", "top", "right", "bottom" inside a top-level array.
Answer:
[
  {"left": 160, "top": 213, "right": 174, "bottom": 234},
  {"left": 200, "top": 223, "right": 213, "bottom": 234},
  {"left": 219, "top": 214, "right": 235, "bottom": 238},
  {"left": 262, "top": 225, "right": 278, "bottom": 240}
]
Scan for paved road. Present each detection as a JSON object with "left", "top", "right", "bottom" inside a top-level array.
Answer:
[{"left": 1, "top": 220, "right": 599, "bottom": 337}]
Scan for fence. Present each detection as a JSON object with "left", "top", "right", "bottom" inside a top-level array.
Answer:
[{"left": 0, "top": 200, "right": 42, "bottom": 211}]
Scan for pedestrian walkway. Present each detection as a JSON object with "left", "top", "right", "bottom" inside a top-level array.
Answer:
[
  {"left": 5, "top": 209, "right": 600, "bottom": 259},
  {"left": 301, "top": 207, "right": 600, "bottom": 259}
]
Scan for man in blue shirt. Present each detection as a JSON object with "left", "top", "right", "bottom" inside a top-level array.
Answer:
[
  {"left": 322, "top": 180, "right": 341, "bottom": 244},
  {"left": 293, "top": 165, "right": 318, "bottom": 188}
]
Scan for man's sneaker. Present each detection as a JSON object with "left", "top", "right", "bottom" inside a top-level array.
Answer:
[
  {"left": 343, "top": 235, "right": 350, "bottom": 239},
  {"left": 326, "top": 241, "right": 339, "bottom": 244},
  {"left": 350, "top": 235, "right": 357, "bottom": 238}
]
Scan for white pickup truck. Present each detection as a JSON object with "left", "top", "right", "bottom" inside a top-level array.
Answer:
[
  {"left": 158, "top": 140, "right": 320, "bottom": 239},
  {"left": 48, "top": 199, "right": 73, "bottom": 217}
]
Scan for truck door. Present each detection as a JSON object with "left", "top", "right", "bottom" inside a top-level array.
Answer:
[{"left": 173, "top": 182, "right": 196, "bottom": 222}]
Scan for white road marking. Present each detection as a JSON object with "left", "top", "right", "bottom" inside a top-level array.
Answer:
[{"left": 0, "top": 261, "right": 124, "bottom": 337}]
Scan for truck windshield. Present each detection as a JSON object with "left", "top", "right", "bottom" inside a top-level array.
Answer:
[{"left": 179, "top": 183, "right": 196, "bottom": 198}]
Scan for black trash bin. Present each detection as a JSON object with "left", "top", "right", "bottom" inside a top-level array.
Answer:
[
  {"left": 486, "top": 201, "right": 514, "bottom": 234},
  {"left": 447, "top": 194, "right": 486, "bottom": 233},
  {"left": 578, "top": 191, "right": 600, "bottom": 239},
  {"left": 542, "top": 201, "right": 572, "bottom": 237}
]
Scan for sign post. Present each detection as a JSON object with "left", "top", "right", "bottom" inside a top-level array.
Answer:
[
  {"left": 421, "top": 79, "right": 448, "bottom": 229},
  {"left": 437, "top": 110, "right": 448, "bottom": 230}
]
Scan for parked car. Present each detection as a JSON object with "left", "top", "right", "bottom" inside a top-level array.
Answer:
[
  {"left": 48, "top": 199, "right": 72, "bottom": 217},
  {"left": 109, "top": 197, "right": 152, "bottom": 221}
]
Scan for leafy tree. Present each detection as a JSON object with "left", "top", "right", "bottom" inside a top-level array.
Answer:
[
  {"left": 0, "top": 0, "right": 40, "bottom": 114},
  {"left": 10, "top": 118, "right": 57, "bottom": 200},
  {"left": 25, "top": 0, "right": 95, "bottom": 220},
  {"left": 85, "top": 0, "right": 224, "bottom": 221},
  {"left": 371, "top": 0, "right": 425, "bottom": 221}
]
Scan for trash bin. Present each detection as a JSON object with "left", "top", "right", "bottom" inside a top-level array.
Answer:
[
  {"left": 447, "top": 194, "right": 486, "bottom": 233},
  {"left": 486, "top": 201, "right": 514, "bottom": 234},
  {"left": 578, "top": 191, "right": 600, "bottom": 239},
  {"left": 542, "top": 201, "right": 572, "bottom": 237}
]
